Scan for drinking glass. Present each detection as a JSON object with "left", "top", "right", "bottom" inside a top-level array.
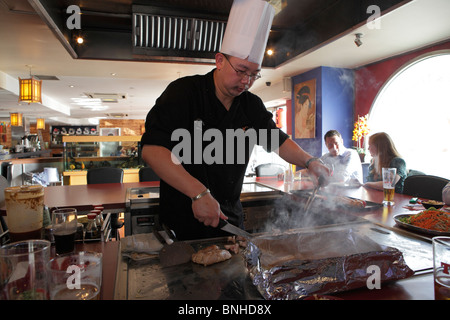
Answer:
[
  {"left": 433, "top": 236, "right": 450, "bottom": 300},
  {"left": 0, "top": 240, "right": 51, "bottom": 300},
  {"left": 382, "top": 167, "right": 396, "bottom": 205},
  {"left": 47, "top": 251, "right": 102, "bottom": 300},
  {"left": 52, "top": 208, "right": 77, "bottom": 255},
  {"left": 4, "top": 185, "right": 45, "bottom": 242}
]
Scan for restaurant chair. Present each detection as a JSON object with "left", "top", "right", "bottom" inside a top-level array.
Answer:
[
  {"left": 255, "top": 163, "right": 285, "bottom": 177},
  {"left": 86, "top": 167, "right": 124, "bottom": 238},
  {"left": 139, "top": 166, "right": 159, "bottom": 182},
  {"left": 403, "top": 174, "right": 450, "bottom": 201},
  {"left": 86, "top": 167, "right": 123, "bottom": 184},
  {"left": 407, "top": 169, "right": 426, "bottom": 177}
]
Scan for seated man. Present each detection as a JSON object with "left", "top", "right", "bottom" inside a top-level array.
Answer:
[{"left": 320, "top": 130, "right": 363, "bottom": 184}]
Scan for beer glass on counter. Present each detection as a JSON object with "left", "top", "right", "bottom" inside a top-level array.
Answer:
[
  {"left": 52, "top": 208, "right": 77, "bottom": 255},
  {"left": 47, "top": 251, "right": 102, "bottom": 300},
  {"left": 433, "top": 236, "right": 450, "bottom": 300},
  {"left": 4, "top": 185, "right": 45, "bottom": 242},
  {"left": 382, "top": 167, "right": 396, "bottom": 205}
]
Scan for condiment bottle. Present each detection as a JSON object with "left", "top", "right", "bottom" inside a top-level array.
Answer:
[
  {"left": 85, "top": 213, "right": 98, "bottom": 240},
  {"left": 90, "top": 209, "right": 103, "bottom": 231}
]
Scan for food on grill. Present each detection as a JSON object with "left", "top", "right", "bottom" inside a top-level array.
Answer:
[
  {"left": 224, "top": 243, "right": 240, "bottom": 254},
  {"left": 398, "top": 208, "right": 450, "bottom": 232},
  {"left": 226, "top": 236, "right": 247, "bottom": 249},
  {"left": 192, "top": 245, "right": 232, "bottom": 266},
  {"left": 334, "top": 196, "right": 366, "bottom": 209}
]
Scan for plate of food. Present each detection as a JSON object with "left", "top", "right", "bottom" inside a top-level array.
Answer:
[
  {"left": 421, "top": 200, "right": 444, "bottom": 209},
  {"left": 394, "top": 208, "right": 450, "bottom": 236}
]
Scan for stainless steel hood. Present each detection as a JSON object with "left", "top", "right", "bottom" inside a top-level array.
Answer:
[{"left": 28, "top": 0, "right": 410, "bottom": 68}]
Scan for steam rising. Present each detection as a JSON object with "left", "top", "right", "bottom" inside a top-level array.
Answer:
[{"left": 258, "top": 191, "right": 360, "bottom": 234}]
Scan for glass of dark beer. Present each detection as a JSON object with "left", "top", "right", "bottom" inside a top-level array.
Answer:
[{"left": 52, "top": 208, "right": 77, "bottom": 255}]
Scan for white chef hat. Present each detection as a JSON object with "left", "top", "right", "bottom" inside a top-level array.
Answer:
[{"left": 221, "top": 0, "right": 275, "bottom": 67}]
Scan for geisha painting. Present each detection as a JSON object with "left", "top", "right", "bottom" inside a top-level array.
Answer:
[{"left": 294, "top": 79, "right": 316, "bottom": 139}]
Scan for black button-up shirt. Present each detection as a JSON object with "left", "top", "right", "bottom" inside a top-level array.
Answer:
[{"left": 141, "top": 69, "right": 288, "bottom": 240}]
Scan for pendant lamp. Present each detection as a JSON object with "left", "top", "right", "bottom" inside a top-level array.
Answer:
[
  {"left": 36, "top": 118, "right": 45, "bottom": 130},
  {"left": 19, "top": 77, "right": 42, "bottom": 104},
  {"left": 19, "top": 66, "right": 42, "bottom": 104},
  {"left": 10, "top": 113, "right": 23, "bottom": 126}
]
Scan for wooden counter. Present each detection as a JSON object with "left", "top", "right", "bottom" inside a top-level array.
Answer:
[
  {"left": 63, "top": 168, "right": 140, "bottom": 185},
  {"left": 44, "top": 181, "right": 159, "bottom": 212}
]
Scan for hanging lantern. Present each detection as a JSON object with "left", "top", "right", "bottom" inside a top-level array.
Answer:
[
  {"left": 36, "top": 118, "right": 45, "bottom": 130},
  {"left": 19, "top": 76, "right": 42, "bottom": 104},
  {"left": 10, "top": 113, "right": 23, "bottom": 126}
]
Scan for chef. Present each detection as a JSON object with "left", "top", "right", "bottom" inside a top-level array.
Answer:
[{"left": 141, "top": 0, "right": 331, "bottom": 240}]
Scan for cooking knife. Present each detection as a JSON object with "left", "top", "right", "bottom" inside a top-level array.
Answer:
[{"left": 218, "top": 220, "right": 252, "bottom": 239}]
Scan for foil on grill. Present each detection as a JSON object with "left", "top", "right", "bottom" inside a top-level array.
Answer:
[{"left": 245, "top": 228, "right": 414, "bottom": 300}]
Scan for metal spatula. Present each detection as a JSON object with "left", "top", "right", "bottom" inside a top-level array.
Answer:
[
  {"left": 304, "top": 175, "right": 326, "bottom": 215},
  {"left": 153, "top": 228, "right": 195, "bottom": 268}
]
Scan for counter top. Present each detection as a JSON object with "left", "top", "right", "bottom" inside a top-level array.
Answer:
[
  {"left": 17, "top": 179, "right": 438, "bottom": 300},
  {"left": 0, "top": 150, "right": 52, "bottom": 160}
]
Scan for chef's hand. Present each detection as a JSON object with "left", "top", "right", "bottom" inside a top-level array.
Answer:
[
  {"left": 307, "top": 161, "right": 332, "bottom": 187},
  {"left": 192, "top": 193, "right": 228, "bottom": 227}
]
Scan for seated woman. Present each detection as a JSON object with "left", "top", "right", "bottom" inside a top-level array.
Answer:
[{"left": 364, "top": 132, "right": 407, "bottom": 193}]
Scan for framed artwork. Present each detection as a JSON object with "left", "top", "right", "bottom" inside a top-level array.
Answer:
[{"left": 294, "top": 79, "right": 316, "bottom": 139}]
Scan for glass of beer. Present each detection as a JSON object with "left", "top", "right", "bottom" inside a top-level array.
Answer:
[
  {"left": 382, "top": 167, "right": 396, "bottom": 205},
  {"left": 52, "top": 208, "right": 77, "bottom": 255},
  {"left": 47, "top": 251, "right": 102, "bottom": 300},
  {"left": 433, "top": 236, "right": 450, "bottom": 300}
]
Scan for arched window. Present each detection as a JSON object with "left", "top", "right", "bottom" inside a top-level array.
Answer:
[{"left": 368, "top": 52, "right": 450, "bottom": 179}]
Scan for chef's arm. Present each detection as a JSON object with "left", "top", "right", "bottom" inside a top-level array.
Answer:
[
  {"left": 141, "top": 145, "right": 226, "bottom": 227},
  {"left": 278, "top": 138, "right": 331, "bottom": 182}
]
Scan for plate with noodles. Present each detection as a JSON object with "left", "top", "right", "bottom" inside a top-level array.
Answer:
[{"left": 394, "top": 208, "right": 450, "bottom": 236}]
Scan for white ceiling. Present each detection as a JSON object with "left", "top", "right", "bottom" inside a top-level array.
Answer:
[{"left": 0, "top": 0, "right": 450, "bottom": 125}]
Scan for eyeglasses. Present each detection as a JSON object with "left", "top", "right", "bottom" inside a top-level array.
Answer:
[{"left": 222, "top": 54, "right": 261, "bottom": 82}]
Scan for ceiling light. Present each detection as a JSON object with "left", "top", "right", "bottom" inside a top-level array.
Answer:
[
  {"left": 36, "top": 118, "right": 45, "bottom": 130},
  {"left": 76, "top": 36, "right": 84, "bottom": 44},
  {"left": 19, "top": 66, "right": 42, "bottom": 104},
  {"left": 267, "top": 49, "right": 274, "bottom": 56},
  {"left": 354, "top": 33, "right": 363, "bottom": 47},
  {"left": 10, "top": 113, "right": 23, "bottom": 126}
]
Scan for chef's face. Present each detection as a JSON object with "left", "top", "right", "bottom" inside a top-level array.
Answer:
[
  {"left": 217, "top": 53, "right": 260, "bottom": 96},
  {"left": 325, "top": 135, "right": 343, "bottom": 157}
]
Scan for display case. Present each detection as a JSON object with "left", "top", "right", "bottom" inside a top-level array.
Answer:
[{"left": 62, "top": 135, "right": 143, "bottom": 185}]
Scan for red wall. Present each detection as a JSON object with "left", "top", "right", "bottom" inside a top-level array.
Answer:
[{"left": 354, "top": 41, "right": 450, "bottom": 119}]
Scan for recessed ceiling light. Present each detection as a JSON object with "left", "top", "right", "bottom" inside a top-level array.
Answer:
[{"left": 111, "top": 73, "right": 117, "bottom": 76}]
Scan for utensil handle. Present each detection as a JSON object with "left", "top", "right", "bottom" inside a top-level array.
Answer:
[{"left": 218, "top": 219, "right": 227, "bottom": 229}]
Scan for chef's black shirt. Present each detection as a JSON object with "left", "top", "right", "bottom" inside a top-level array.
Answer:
[{"left": 141, "top": 69, "right": 289, "bottom": 240}]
